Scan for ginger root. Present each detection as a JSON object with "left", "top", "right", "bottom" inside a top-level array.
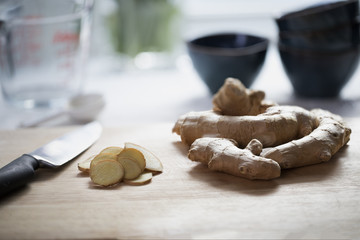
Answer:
[
  {"left": 188, "top": 138, "right": 281, "bottom": 180},
  {"left": 212, "top": 77, "right": 274, "bottom": 116},
  {"left": 173, "top": 78, "right": 351, "bottom": 180},
  {"left": 173, "top": 105, "right": 318, "bottom": 148},
  {"left": 262, "top": 109, "right": 351, "bottom": 169}
]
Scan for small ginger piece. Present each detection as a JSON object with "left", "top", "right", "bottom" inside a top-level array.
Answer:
[
  {"left": 188, "top": 138, "right": 281, "bottom": 180},
  {"left": 245, "top": 139, "right": 263, "bottom": 156},
  {"left": 117, "top": 157, "right": 143, "bottom": 180},
  {"left": 125, "top": 142, "right": 163, "bottom": 173},
  {"left": 124, "top": 172, "right": 153, "bottom": 186},
  {"left": 118, "top": 147, "right": 146, "bottom": 171},
  {"left": 90, "top": 159, "right": 125, "bottom": 186},
  {"left": 212, "top": 78, "right": 271, "bottom": 116}
]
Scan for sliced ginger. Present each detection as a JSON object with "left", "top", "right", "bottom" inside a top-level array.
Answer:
[
  {"left": 78, "top": 143, "right": 162, "bottom": 187},
  {"left": 118, "top": 147, "right": 146, "bottom": 172},
  {"left": 100, "top": 146, "right": 123, "bottom": 155},
  {"left": 117, "top": 157, "right": 143, "bottom": 180},
  {"left": 90, "top": 159, "right": 124, "bottom": 186},
  {"left": 78, "top": 155, "right": 95, "bottom": 173},
  {"left": 91, "top": 153, "right": 118, "bottom": 167},
  {"left": 124, "top": 172, "right": 153, "bottom": 186},
  {"left": 78, "top": 148, "right": 123, "bottom": 173},
  {"left": 125, "top": 142, "right": 163, "bottom": 173}
]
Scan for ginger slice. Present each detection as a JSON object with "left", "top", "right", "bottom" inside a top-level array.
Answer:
[
  {"left": 78, "top": 155, "right": 95, "bottom": 173},
  {"left": 118, "top": 147, "right": 146, "bottom": 171},
  {"left": 117, "top": 157, "right": 143, "bottom": 180},
  {"left": 100, "top": 146, "right": 123, "bottom": 155},
  {"left": 90, "top": 153, "right": 118, "bottom": 168},
  {"left": 188, "top": 138, "right": 281, "bottom": 180},
  {"left": 125, "top": 142, "right": 163, "bottom": 173},
  {"left": 90, "top": 159, "right": 125, "bottom": 186},
  {"left": 124, "top": 172, "right": 153, "bottom": 186}
]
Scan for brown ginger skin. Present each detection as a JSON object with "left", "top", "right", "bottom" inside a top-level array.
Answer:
[
  {"left": 212, "top": 78, "right": 274, "bottom": 116},
  {"left": 262, "top": 109, "right": 351, "bottom": 169},
  {"left": 173, "top": 105, "right": 318, "bottom": 148},
  {"left": 188, "top": 138, "right": 281, "bottom": 180},
  {"left": 173, "top": 77, "right": 352, "bottom": 180}
]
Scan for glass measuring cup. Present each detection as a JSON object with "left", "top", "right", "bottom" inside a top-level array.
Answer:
[{"left": 0, "top": 0, "right": 94, "bottom": 108}]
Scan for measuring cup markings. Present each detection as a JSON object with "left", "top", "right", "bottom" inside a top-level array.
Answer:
[
  {"left": 11, "top": 25, "right": 42, "bottom": 68},
  {"left": 54, "top": 29, "right": 81, "bottom": 86},
  {"left": 0, "top": 0, "right": 94, "bottom": 107}
]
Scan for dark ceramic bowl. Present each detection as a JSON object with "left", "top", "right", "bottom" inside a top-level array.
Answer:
[
  {"left": 276, "top": 0, "right": 359, "bottom": 32},
  {"left": 186, "top": 33, "right": 269, "bottom": 94},
  {"left": 278, "top": 43, "right": 360, "bottom": 98},
  {"left": 279, "top": 21, "right": 360, "bottom": 51}
]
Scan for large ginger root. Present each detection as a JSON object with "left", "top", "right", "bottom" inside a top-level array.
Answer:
[
  {"left": 173, "top": 78, "right": 351, "bottom": 180},
  {"left": 262, "top": 109, "right": 351, "bottom": 169},
  {"left": 173, "top": 105, "right": 318, "bottom": 148},
  {"left": 212, "top": 78, "right": 274, "bottom": 116},
  {"left": 188, "top": 138, "right": 281, "bottom": 180}
]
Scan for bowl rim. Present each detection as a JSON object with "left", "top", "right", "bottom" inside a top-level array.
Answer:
[
  {"left": 276, "top": 0, "right": 358, "bottom": 21},
  {"left": 278, "top": 19, "right": 360, "bottom": 37},
  {"left": 186, "top": 32, "right": 269, "bottom": 56},
  {"left": 278, "top": 42, "right": 360, "bottom": 55}
]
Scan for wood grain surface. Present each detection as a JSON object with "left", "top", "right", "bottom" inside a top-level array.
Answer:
[{"left": 0, "top": 119, "right": 359, "bottom": 239}]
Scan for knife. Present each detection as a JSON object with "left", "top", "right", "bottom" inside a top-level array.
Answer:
[{"left": 0, "top": 121, "right": 102, "bottom": 196}]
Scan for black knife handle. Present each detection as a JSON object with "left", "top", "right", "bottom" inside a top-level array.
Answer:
[{"left": 0, "top": 154, "right": 39, "bottom": 197}]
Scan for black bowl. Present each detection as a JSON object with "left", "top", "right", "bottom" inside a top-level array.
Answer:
[
  {"left": 278, "top": 43, "right": 360, "bottom": 98},
  {"left": 186, "top": 33, "right": 269, "bottom": 94},
  {"left": 276, "top": 0, "right": 359, "bottom": 32},
  {"left": 279, "top": 21, "right": 360, "bottom": 51}
]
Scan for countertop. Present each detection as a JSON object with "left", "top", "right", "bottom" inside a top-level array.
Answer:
[
  {"left": 0, "top": 120, "right": 359, "bottom": 239},
  {"left": 0, "top": 42, "right": 360, "bottom": 240}
]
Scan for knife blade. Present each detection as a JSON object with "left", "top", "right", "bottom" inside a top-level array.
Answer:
[{"left": 0, "top": 121, "right": 102, "bottom": 196}]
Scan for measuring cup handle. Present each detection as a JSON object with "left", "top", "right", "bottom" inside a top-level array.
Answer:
[{"left": 0, "top": 19, "right": 15, "bottom": 76}]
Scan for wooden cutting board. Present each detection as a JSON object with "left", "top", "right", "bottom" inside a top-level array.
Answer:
[{"left": 0, "top": 119, "right": 359, "bottom": 239}]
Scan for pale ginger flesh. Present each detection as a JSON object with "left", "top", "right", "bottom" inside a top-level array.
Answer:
[
  {"left": 90, "top": 160, "right": 125, "bottom": 186},
  {"left": 124, "top": 142, "right": 163, "bottom": 173},
  {"left": 79, "top": 143, "right": 163, "bottom": 186},
  {"left": 118, "top": 147, "right": 146, "bottom": 171},
  {"left": 124, "top": 172, "right": 153, "bottom": 186},
  {"left": 188, "top": 138, "right": 281, "bottom": 180}
]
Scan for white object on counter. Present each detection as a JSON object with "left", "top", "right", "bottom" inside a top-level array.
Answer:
[{"left": 19, "top": 93, "right": 105, "bottom": 128}]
